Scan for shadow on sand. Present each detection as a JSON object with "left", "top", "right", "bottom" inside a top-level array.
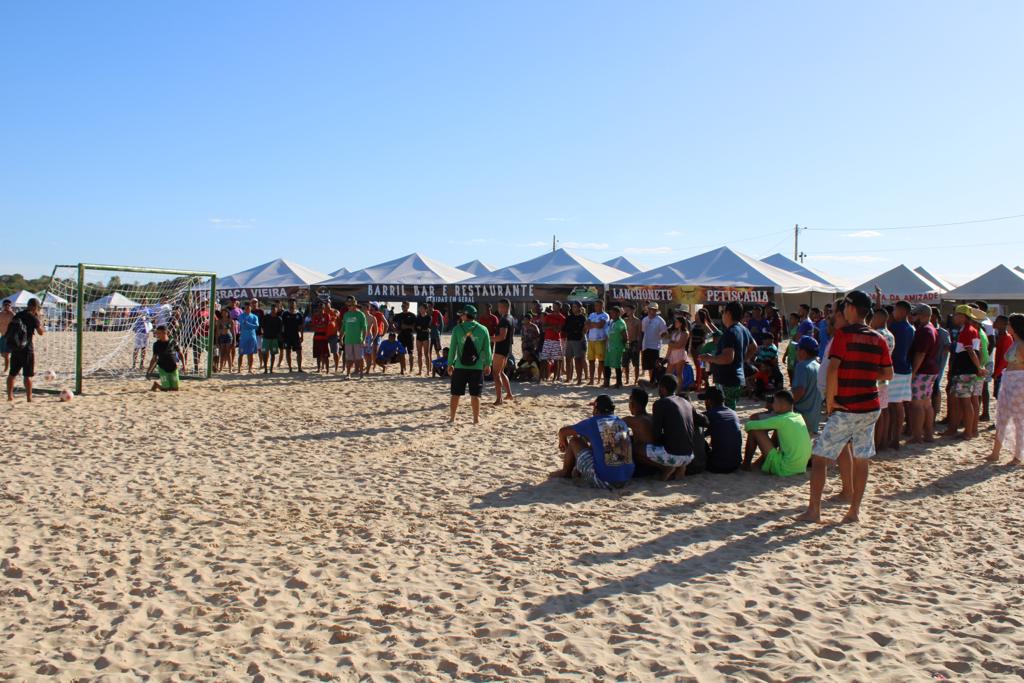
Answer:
[{"left": 883, "top": 462, "right": 1015, "bottom": 502}]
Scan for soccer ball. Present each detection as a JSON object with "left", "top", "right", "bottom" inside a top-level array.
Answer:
[
  {"left": 42, "top": 370, "right": 57, "bottom": 382},
  {"left": 59, "top": 388, "right": 73, "bottom": 402}
]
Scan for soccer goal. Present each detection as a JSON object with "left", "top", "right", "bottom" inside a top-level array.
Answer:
[{"left": 34, "top": 264, "right": 217, "bottom": 394}]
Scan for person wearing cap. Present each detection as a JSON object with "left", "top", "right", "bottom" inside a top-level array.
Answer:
[
  {"left": 974, "top": 301, "right": 996, "bottom": 422},
  {"left": 640, "top": 374, "right": 696, "bottom": 480},
  {"left": 551, "top": 394, "right": 634, "bottom": 489},
  {"left": 640, "top": 302, "right": 668, "bottom": 384},
  {"left": 792, "top": 336, "right": 822, "bottom": 434},
  {"left": 585, "top": 299, "right": 610, "bottom": 385},
  {"left": 744, "top": 390, "right": 812, "bottom": 476},
  {"left": 699, "top": 385, "right": 742, "bottom": 474},
  {"left": 884, "top": 300, "right": 915, "bottom": 449},
  {"left": 908, "top": 302, "right": 939, "bottom": 443},
  {"left": 447, "top": 304, "right": 493, "bottom": 424},
  {"left": 539, "top": 301, "right": 566, "bottom": 382},
  {"left": 341, "top": 298, "right": 369, "bottom": 377},
  {"left": 698, "top": 301, "right": 755, "bottom": 410},
  {"left": 941, "top": 305, "right": 988, "bottom": 440},
  {"left": 797, "top": 290, "right": 893, "bottom": 525}
]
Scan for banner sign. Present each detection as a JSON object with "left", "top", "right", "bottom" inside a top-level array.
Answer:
[
  {"left": 873, "top": 291, "right": 942, "bottom": 305},
  {"left": 195, "top": 287, "right": 312, "bottom": 302},
  {"left": 606, "top": 285, "right": 772, "bottom": 305},
  {"left": 313, "top": 283, "right": 604, "bottom": 305}
]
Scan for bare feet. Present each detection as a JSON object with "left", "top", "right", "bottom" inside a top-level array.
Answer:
[
  {"left": 985, "top": 452, "right": 1001, "bottom": 463},
  {"left": 839, "top": 513, "right": 859, "bottom": 524},
  {"left": 794, "top": 509, "right": 821, "bottom": 523},
  {"left": 1007, "top": 459, "right": 1022, "bottom": 467},
  {"left": 493, "top": 399, "right": 502, "bottom": 406},
  {"left": 548, "top": 469, "right": 567, "bottom": 479},
  {"left": 827, "top": 491, "right": 853, "bottom": 503}
]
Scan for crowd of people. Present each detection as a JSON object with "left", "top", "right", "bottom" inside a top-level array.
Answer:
[{"left": 4, "top": 289, "right": 1023, "bottom": 522}]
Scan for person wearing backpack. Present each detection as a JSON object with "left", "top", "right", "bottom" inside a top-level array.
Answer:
[
  {"left": 6, "top": 298, "right": 45, "bottom": 402},
  {"left": 447, "top": 304, "right": 493, "bottom": 424}
]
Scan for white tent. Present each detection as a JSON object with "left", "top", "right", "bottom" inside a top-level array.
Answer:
[
  {"left": 913, "top": 266, "right": 955, "bottom": 292},
  {"left": 37, "top": 290, "right": 68, "bottom": 306},
  {"left": 457, "top": 260, "right": 496, "bottom": 276},
  {"left": 614, "top": 247, "right": 832, "bottom": 294},
  {"left": 852, "top": 265, "right": 943, "bottom": 304},
  {"left": 328, "top": 267, "right": 350, "bottom": 278},
  {"left": 85, "top": 292, "right": 141, "bottom": 316},
  {"left": 3, "top": 290, "right": 58, "bottom": 309},
  {"left": 319, "top": 253, "right": 472, "bottom": 285},
  {"left": 602, "top": 256, "right": 647, "bottom": 275},
  {"left": 943, "top": 265, "right": 1024, "bottom": 301},
  {"left": 760, "top": 253, "right": 844, "bottom": 289},
  {"left": 215, "top": 258, "right": 329, "bottom": 291},
  {"left": 461, "top": 249, "right": 628, "bottom": 285}
]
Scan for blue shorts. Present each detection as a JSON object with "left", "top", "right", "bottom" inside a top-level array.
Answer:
[{"left": 813, "top": 410, "right": 881, "bottom": 460}]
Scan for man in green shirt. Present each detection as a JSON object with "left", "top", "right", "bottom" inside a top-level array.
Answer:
[
  {"left": 743, "top": 390, "right": 812, "bottom": 476},
  {"left": 603, "top": 304, "right": 628, "bottom": 388},
  {"left": 341, "top": 297, "right": 369, "bottom": 377},
  {"left": 447, "top": 304, "right": 493, "bottom": 424}
]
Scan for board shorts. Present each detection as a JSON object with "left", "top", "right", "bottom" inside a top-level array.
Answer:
[
  {"left": 645, "top": 444, "right": 694, "bottom": 469},
  {"left": 262, "top": 338, "right": 280, "bottom": 353},
  {"left": 312, "top": 338, "right": 326, "bottom": 357},
  {"left": 564, "top": 340, "right": 586, "bottom": 360},
  {"left": 134, "top": 334, "right": 148, "bottom": 350},
  {"left": 625, "top": 341, "right": 640, "bottom": 367},
  {"left": 952, "top": 373, "right": 982, "bottom": 399},
  {"left": 814, "top": 409, "right": 881, "bottom": 460},
  {"left": 641, "top": 348, "right": 660, "bottom": 371},
  {"left": 887, "top": 373, "right": 912, "bottom": 403},
  {"left": 0, "top": 337, "right": 7, "bottom": 354},
  {"left": 398, "top": 331, "right": 414, "bottom": 352},
  {"left": 158, "top": 366, "right": 179, "bottom": 390},
  {"left": 721, "top": 384, "right": 743, "bottom": 410},
  {"left": 911, "top": 373, "right": 937, "bottom": 401},
  {"left": 8, "top": 349, "right": 33, "bottom": 378},
  {"left": 238, "top": 335, "right": 258, "bottom": 355},
  {"left": 281, "top": 335, "right": 301, "bottom": 352},
  {"left": 587, "top": 340, "right": 606, "bottom": 361},
  {"left": 541, "top": 339, "right": 563, "bottom": 361},
  {"left": 450, "top": 368, "right": 483, "bottom": 397},
  {"left": 327, "top": 335, "right": 340, "bottom": 355},
  {"left": 344, "top": 343, "right": 364, "bottom": 362},
  {"left": 573, "top": 449, "right": 614, "bottom": 490}
]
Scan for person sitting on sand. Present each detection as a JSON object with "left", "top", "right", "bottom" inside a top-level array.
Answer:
[
  {"left": 640, "top": 374, "right": 695, "bottom": 479},
  {"left": 699, "top": 385, "right": 742, "bottom": 474},
  {"left": 744, "top": 390, "right": 812, "bottom": 476},
  {"left": 516, "top": 350, "right": 540, "bottom": 382},
  {"left": 147, "top": 325, "right": 181, "bottom": 392},
  {"left": 551, "top": 394, "right": 634, "bottom": 489},
  {"left": 376, "top": 332, "right": 407, "bottom": 374},
  {"left": 621, "top": 387, "right": 657, "bottom": 477}
]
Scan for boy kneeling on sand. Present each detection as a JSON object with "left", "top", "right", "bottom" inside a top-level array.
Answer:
[{"left": 147, "top": 325, "right": 181, "bottom": 392}]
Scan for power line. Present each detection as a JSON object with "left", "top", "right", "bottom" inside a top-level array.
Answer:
[
  {"left": 805, "top": 212, "right": 1024, "bottom": 232},
  {"left": 812, "top": 238, "right": 1024, "bottom": 255}
]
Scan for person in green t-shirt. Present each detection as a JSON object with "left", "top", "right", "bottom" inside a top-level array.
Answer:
[
  {"left": 603, "top": 304, "right": 627, "bottom": 388},
  {"left": 341, "top": 297, "right": 369, "bottom": 377},
  {"left": 447, "top": 304, "right": 493, "bottom": 424},
  {"left": 743, "top": 390, "right": 812, "bottom": 476}
]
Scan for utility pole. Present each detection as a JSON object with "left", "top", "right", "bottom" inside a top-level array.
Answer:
[
  {"left": 793, "top": 224, "right": 799, "bottom": 261},
  {"left": 552, "top": 235, "right": 556, "bottom": 252}
]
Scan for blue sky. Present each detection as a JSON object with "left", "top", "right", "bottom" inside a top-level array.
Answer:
[{"left": 2, "top": 2, "right": 1022, "bottom": 284}]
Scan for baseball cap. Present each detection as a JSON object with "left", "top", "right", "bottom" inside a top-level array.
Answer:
[
  {"left": 591, "top": 394, "right": 615, "bottom": 414},
  {"left": 843, "top": 290, "right": 872, "bottom": 310},
  {"left": 461, "top": 304, "right": 478, "bottom": 315},
  {"left": 648, "top": 302, "right": 660, "bottom": 311},
  {"left": 797, "top": 335, "right": 819, "bottom": 354}
]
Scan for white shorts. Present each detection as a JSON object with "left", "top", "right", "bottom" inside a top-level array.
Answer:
[
  {"left": 134, "top": 335, "right": 148, "bottom": 350},
  {"left": 814, "top": 410, "right": 881, "bottom": 460},
  {"left": 887, "top": 373, "right": 912, "bottom": 404},
  {"left": 541, "top": 339, "right": 563, "bottom": 361},
  {"left": 645, "top": 444, "right": 694, "bottom": 468}
]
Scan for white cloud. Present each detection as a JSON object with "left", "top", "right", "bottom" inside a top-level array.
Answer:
[
  {"left": 664, "top": 230, "right": 682, "bottom": 236},
  {"left": 209, "top": 217, "right": 253, "bottom": 231},
  {"left": 807, "top": 254, "right": 887, "bottom": 263},
  {"left": 625, "top": 246, "right": 673, "bottom": 255},
  {"left": 561, "top": 241, "right": 609, "bottom": 250},
  {"left": 845, "top": 230, "right": 882, "bottom": 238}
]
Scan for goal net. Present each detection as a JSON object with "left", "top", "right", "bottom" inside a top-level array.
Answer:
[{"left": 34, "top": 264, "right": 216, "bottom": 393}]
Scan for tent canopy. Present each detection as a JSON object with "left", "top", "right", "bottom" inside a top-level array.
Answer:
[
  {"left": 760, "top": 253, "right": 843, "bottom": 289},
  {"left": 614, "top": 246, "right": 832, "bottom": 294},
  {"left": 851, "top": 265, "right": 943, "bottom": 303},
  {"left": 461, "top": 249, "right": 628, "bottom": 285},
  {"left": 319, "top": 253, "right": 472, "bottom": 285},
  {"left": 913, "top": 266, "right": 955, "bottom": 292},
  {"left": 328, "top": 267, "right": 350, "bottom": 278},
  {"left": 3, "top": 290, "right": 61, "bottom": 308},
  {"left": 943, "top": 265, "right": 1024, "bottom": 301},
  {"left": 457, "top": 260, "right": 496, "bottom": 276},
  {"left": 602, "top": 256, "right": 647, "bottom": 275},
  {"left": 85, "top": 292, "right": 141, "bottom": 315},
  {"left": 215, "top": 258, "right": 329, "bottom": 290}
]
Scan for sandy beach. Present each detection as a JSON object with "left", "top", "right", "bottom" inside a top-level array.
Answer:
[{"left": 2, "top": 354, "right": 1023, "bottom": 680}]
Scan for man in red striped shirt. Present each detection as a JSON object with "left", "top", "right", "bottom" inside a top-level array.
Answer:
[{"left": 797, "top": 290, "right": 893, "bottom": 525}]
